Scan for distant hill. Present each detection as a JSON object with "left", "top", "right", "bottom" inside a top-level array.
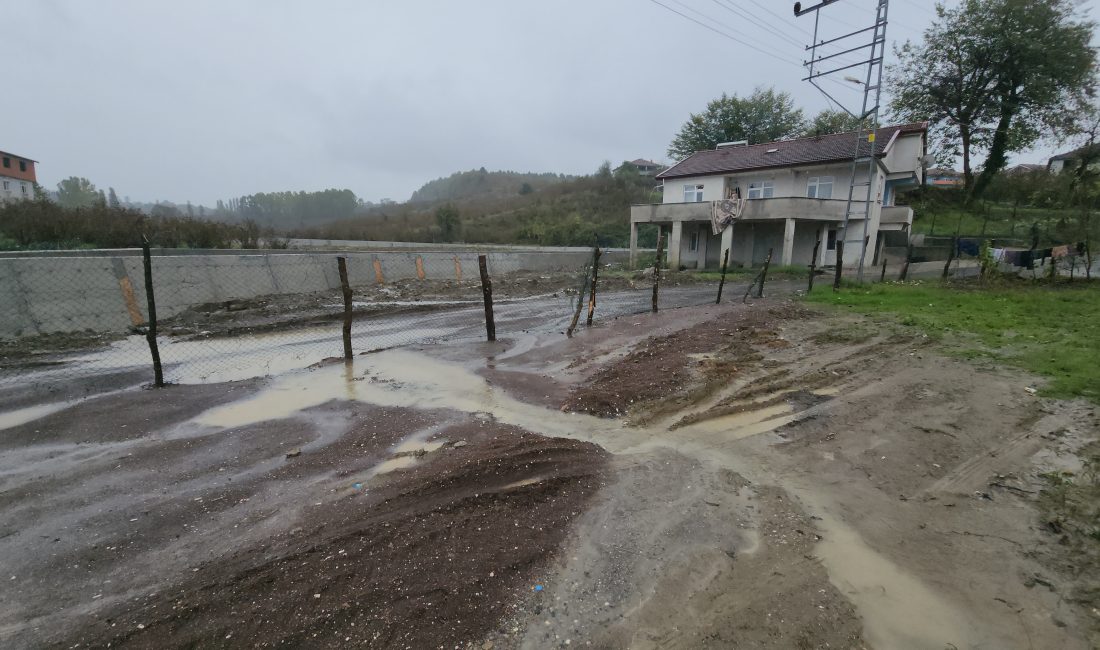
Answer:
[
  {"left": 409, "top": 169, "right": 571, "bottom": 203},
  {"left": 292, "top": 164, "right": 662, "bottom": 248}
]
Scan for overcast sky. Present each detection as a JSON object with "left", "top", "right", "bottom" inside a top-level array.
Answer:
[{"left": 6, "top": 0, "right": 1097, "bottom": 206}]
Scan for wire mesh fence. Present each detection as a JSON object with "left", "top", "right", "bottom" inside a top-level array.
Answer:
[{"left": 1, "top": 246, "right": 741, "bottom": 406}]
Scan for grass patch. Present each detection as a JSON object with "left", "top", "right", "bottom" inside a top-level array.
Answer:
[{"left": 804, "top": 280, "right": 1100, "bottom": 402}]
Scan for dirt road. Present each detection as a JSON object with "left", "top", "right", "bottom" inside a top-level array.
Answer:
[{"left": 1, "top": 297, "right": 1096, "bottom": 648}]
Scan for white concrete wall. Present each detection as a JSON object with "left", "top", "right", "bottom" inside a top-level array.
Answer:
[
  {"left": 881, "top": 132, "right": 924, "bottom": 179},
  {"left": 662, "top": 163, "right": 876, "bottom": 204},
  {"left": 0, "top": 249, "right": 629, "bottom": 338},
  {"left": 662, "top": 174, "right": 728, "bottom": 204},
  {"left": 0, "top": 174, "right": 32, "bottom": 203}
]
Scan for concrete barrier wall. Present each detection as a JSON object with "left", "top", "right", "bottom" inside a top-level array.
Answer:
[{"left": 0, "top": 249, "right": 628, "bottom": 339}]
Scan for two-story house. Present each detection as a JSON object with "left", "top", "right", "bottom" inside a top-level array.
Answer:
[
  {"left": 629, "top": 122, "right": 927, "bottom": 270},
  {"left": 0, "top": 150, "right": 38, "bottom": 203}
]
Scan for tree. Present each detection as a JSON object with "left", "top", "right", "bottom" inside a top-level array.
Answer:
[
  {"left": 56, "top": 177, "right": 100, "bottom": 208},
  {"left": 888, "top": 0, "right": 1096, "bottom": 199},
  {"left": 434, "top": 203, "right": 460, "bottom": 242},
  {"left": 667, "top": 87, "right": 805, "bottom": 159},
  {"left": 804, "top": 109, "right": 863, "bottom": 137},
  {"left": 107, "top": 187, "right": 121, "bottom": 208}
]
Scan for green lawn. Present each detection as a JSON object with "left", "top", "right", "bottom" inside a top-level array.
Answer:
[{"left": 804, "top": 281, "right": 1100, "bottom": 402}]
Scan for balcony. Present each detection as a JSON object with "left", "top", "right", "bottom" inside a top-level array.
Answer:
[{"left": 630, "top": 197, "right": 853, "bottom": 224}]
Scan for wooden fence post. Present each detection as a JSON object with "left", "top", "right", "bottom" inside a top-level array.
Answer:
[
  {"left": 756, "top": 248, "right": 772, "bottom": 298},
  {"left": 743, "top": 249, "right": 774, "bottom": 303},
  {"left": 716, "top": 248, "right": 730, "bottom": 304},
  {"left": 652, "top": 228, "right": 664, "bottom": 313},
  {"left": 942, "top": 236, "right": 957, "bottom": 280},
  {"left": 478, "top": 254, "right": 496, "bottom": 341},
  {"left": 899, "top": 237, "right": 913, "bottom": 281},
  {"left": 586, "top": 241, "right": 601, "bottom": 327},
  {"left": 140, "top": 235, "right": 164, "bottom": 388},
  {"left": 832, "top": 240, "right": 845, "bottom": 292},
  {"left": 808, "top": 238, "right": 821, "bottom": 292},
  {"left": 337, "top": 256, "right": 353, "bottom": 360},
  {"left": 567, "top": 267, "right": 590, "bottom": 338}
]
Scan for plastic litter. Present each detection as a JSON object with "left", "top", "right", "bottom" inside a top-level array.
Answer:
[{"left": 533, "top": 584, "right": 544, "bottom": 592}]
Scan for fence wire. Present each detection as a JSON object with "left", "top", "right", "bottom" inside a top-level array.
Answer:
[{"left": 1, "top": 249, "right": 739, "bottom": 406}]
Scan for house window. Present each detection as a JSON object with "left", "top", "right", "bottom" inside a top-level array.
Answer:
[
  {"left": 807, "top": 176, "right": 834, "bottom": 199},
  {"left": 826, "top": 228, "right": 837, "bottom": 251},
  {"left": 20, "top": 183, "right": 28, "bottom": 194},
  {"left": 19, "top": 160, "right": 27, "bottom": 172},
  {"left": 1, "top": 181, "right": 7, "bottom": 190},
  {"left": 747, "top": 180, "right": 773, "bottom": 199},
  {"left": 2, "top": 157, "right": 9, "bottom": 168},
  {"left": 689, "top": 231, "right": 699, "bottom": 252},
  {"left": 683, "top": 183, "right": 704, "bottom": 202}
]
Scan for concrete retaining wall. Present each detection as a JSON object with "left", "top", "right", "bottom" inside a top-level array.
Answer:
[{"left": 1, "top": 248, "right": 627, "bottom": 339}]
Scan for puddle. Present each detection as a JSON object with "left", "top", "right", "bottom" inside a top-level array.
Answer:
[
  {"left": 187, "top": 349, "right": 635, "bottom": 452},
  {"left": 0, "top": 385, "right": 141, "bottom": 432},
  {"left": 365, "top": 455, "right": 419, "bottom": 477},
  {"left": 680, "top": 402, "right": 796, "bottom": 441},
  {"left": 798, "top": 491, "right": 980, "bottom": 649},
  {"left": 500, "top": 476, "right": 543, "bottom": 490},
  {"left": 0, "top": 402, "right": 80, "bottom": 432}
]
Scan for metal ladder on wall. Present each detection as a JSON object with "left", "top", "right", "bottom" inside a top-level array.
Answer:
[{"left": 837, "top": 0, "right": 888, "bottom": 282}]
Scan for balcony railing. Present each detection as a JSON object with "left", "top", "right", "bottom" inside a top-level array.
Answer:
[{"left": 631, "top": 197, "right": 852, "bottom": 223}]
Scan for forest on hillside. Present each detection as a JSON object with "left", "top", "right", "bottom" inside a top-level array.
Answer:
[{"left": 290, "top": 162, "right": 662, "bottom": 247}]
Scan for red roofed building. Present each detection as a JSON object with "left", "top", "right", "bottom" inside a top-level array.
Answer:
[
  {"left": 630, "top": 123, "right": 927, "bottom": 270},
  {"left": 0, "top": 150, "right": 38, "bottom": 203}
]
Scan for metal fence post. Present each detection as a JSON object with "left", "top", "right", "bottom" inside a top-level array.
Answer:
[
  {"left": 337, "top": 256, "right": 353, "bottom": 360},
  {"left": 140, "top": 235, "right": 164, "bottom": 387},
  {"left": 478, "top": 254, "right": 496, "bottom": 341}
]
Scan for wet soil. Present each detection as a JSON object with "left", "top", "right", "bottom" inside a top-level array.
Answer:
[{"left": 4, "top": 295, "right": 1099, "bottom": 649}]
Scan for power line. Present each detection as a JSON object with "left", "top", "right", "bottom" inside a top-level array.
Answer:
[
  {"left": 664, "top": 0, "right": 803, "bottom": 56},
  {"left": 743, "top": 0, "right": 814, "bottom": 37},
  {"left": 645, "top": 0, "right": 804, "bottom": 67},
  {"left": 707, "top": 0, "right": 807, "bottom": 49}
]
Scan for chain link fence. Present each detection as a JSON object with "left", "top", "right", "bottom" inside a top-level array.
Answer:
[{"left": 1, "top": 246, "right": 745, "bottom": 407}]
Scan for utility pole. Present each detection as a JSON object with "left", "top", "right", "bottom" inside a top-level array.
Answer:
[{"left": 795, "top": 0, "right": 889, "bottom": 284}]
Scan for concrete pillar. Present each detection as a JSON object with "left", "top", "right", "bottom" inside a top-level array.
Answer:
[
  {"left": 629, "top": 221, "right": 639, "bottom": 269},
  {"left": 720, "top": 224, "right": 733, "bottom": 267},
  {"left": 782, "top": 218, "right": 796, "bottom": 266},
  {"left": 744, "top": 224, "right": 755, "bottom": 266},
  {"left": 668, "top": 221, "right": 683, "bottom": 270}
]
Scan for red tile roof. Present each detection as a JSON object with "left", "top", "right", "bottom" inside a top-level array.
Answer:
[{"left": 656, "top": 122, "right": 927, "bottom": 180}]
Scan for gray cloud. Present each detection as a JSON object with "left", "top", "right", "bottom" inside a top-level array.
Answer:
[{"left": 5, "top": 0, "right": 1089, "bottom": 205}]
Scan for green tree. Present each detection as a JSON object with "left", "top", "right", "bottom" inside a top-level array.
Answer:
[
  {"left": 667, "top": 87, "right": 805, "bottom": 159},
  {"left": 804, "top": 109, "right": 863, "bottom": 137},
  {"left": 888, "top": 0, "right": 1096, "bottom": 199},
  {"left": 56, "top": 176, "right": 100, "bottom": 208},
  {"left": 434, "top": 203, "right": 460, "bottom": 242},
  {"left": 107, "top": 187, "right": 121, "bottom": 208}
]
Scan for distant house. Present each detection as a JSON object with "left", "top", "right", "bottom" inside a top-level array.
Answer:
[
  {"left": 1048, "top": 144, "right": 1100, "bottom": 173},
  {"left": 0, "top": 150, "right": 37, "bottom": 203},
  {"left": 1005, "top": 163, "right": 1045, "bottom": 175},
  {"left": 924, "top": 167, "right": 963, "bottom": 187},
  {"left": 628, "top": 158, "right": 664, "bottom": 176},
  {"left": 630, "top": 122, "right": 927, "bottom": 270}
]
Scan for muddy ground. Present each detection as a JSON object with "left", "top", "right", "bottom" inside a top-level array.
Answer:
[{"left": 1, "top": 296, "right": 1098, "bottom": 649}]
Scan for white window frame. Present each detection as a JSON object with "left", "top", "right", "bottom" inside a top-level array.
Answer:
[
  {"left": 689, "top": 231, "right": 699, "bottom": 252},
  {"left": 20, "top": 183, "right": 27, "bottom": 194},
  {"left": 1, "top": 181, "right": 8, "bottom": 190},
  {"left": 747, "top": 180, "right": 773, "bottom": 199},
  {"left": 807, "top": 176, "right": 834, "bottom": 199},
  {"left": 683, "top": 183, "right": 704, "bottom": 202}
]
